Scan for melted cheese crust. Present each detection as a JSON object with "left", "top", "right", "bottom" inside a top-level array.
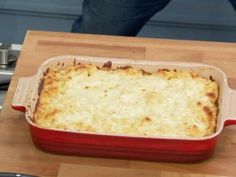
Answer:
[{"left": 34, "top": 63, "right": 218, "bottom": 138}]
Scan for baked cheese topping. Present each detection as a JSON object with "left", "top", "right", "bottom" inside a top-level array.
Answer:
[{"left": 34, "top": 62, "right": 218, "bottom": 138}]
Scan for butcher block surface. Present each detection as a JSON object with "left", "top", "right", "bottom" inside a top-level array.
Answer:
[{"left": 0, "top": 30, "right": 236, "bottom": 177}]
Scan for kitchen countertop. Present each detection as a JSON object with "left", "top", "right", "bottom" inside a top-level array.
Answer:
[{"left": 0, "top": 30, "right": 236, "bottom": 177}]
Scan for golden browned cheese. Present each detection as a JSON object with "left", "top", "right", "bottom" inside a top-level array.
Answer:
[{"left": 34, "top": 63, "right": 219, "bottom": 138}]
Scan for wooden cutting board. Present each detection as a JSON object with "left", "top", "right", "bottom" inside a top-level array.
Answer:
[{"left": 0, "top": 30, "right": 236, "bottom": 177}]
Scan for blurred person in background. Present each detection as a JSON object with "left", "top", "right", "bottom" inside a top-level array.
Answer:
[{"left": 72, "top": 0, "right": 236, "bottom": 36}]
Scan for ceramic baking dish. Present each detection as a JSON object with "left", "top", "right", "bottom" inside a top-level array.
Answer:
[{"left": 12, "top": 55, "right": 236, "bottom": 163}]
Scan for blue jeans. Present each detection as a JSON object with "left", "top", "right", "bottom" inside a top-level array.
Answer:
[{"left": 72, "top": 0, "right": 236, "bottom": 36}]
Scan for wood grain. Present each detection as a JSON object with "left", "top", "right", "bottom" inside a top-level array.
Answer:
[
  {"left": 1, "top": 30, "right": 236, "bottom": 177},
  {"left": 58, "top": 164, "right": 226, "bottom": 177}
]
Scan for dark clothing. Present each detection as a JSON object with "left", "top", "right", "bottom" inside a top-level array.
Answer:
[{"left": 72, "top": 0, "right": 236, "bottom": 36}]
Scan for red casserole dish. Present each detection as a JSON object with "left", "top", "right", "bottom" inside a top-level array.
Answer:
[{"left": 12, "top": 55, "right": 236, "bottom": 163}]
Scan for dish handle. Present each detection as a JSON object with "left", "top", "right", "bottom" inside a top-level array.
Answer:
[
  {"left": 12, "top": 76, "right": 36, "bottom": 112},
  {"left": 224, "top": 88, "right": 236, "bottom": 126}
]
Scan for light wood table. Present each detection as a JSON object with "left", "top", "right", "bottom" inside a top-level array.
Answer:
[{"left": 0, "top": 30, "right": 236, "bottom": 177}]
